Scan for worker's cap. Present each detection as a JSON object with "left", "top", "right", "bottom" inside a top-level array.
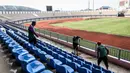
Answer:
[
  {"left": 97, "top": 41, "right": 101, "bottom": 45},
  {"left": 32, "top": 21, "right": 36, "bottom": 25}
]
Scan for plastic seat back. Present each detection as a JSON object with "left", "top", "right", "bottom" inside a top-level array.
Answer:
[
  {"left": 56, "top": 64, "right": 74, "bottom": 73},
  {"left": 26, "top": 60, "right": 45, "bottom": 73}
]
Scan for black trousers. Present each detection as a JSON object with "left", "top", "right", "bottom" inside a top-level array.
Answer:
[
  {"left": 29, "top": 37, "right": 37, "bottom": 45},
  {"left": 73, "top": 43, "right": 78, "bottom": 49},
  {"left": 73, "top": 43, "right": 78, "bottom": 55},
  {"left": 98, "top": 56, "right": 108, "bottom": 69}
]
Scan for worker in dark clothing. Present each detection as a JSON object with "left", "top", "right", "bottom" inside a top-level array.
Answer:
[
  {"left": 96, "top": 41, "right": 109, "bottom": 70},
  {"left": 72, "top": 36, "right": 82, "bottom": 56},
  {"left": 28, "top": 21, "right": 38, "bottom": 45}
]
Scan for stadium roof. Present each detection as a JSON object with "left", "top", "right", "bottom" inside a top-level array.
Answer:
[
  {"left": 0, "top": 5, "right": 41, "bottom": 11},
  {"left": 100, "top": 6, "right": 111, "bottom": 9}
]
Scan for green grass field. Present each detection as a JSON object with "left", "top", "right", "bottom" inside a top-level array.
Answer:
[{"left": 51, "top": 18, "right": 130, "bottom": 37}]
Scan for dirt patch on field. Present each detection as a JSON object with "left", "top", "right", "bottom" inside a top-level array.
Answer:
[{"left": 25, "top": 18, "right": 130, "bottom": 50}]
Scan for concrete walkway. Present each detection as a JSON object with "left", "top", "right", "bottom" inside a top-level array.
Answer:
[
  {"left": 0, "top": 46, "right": 10, "bottom": 73},
  {"left": 0, "top": 44, "right": 21, "bottom": 73}
]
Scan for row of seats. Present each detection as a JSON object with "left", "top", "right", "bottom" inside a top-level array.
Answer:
[
  {"left": 3, "top": 24, "right": 114, "bottom": 73},
  {"left": 7, "top": 27, "right": 75, "bottom": 73},
  {"left": 17, "top": 30, "right": 114, "bottom": 73},
  {"left": 0, "top": 29, "right": 53, "bottom": 73}
]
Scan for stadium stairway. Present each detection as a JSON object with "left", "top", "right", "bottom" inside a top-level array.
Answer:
[{"left": 0, "top": 24, "right": 114, "bottom": 73}]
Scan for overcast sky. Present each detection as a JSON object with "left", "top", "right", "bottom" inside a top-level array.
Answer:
[{"left": 0, "top": 0, "right": 119, "bottom": 11}]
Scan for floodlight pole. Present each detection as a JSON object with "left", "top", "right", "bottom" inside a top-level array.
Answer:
[
  {"left": 88, "top": 0, "right": 90, "bottom": 10},
  {"left": 118, "top": 0, "right": 120, "bottom": 11},
  {"left": 93, "top": 0, "right": 94, "bottom": 10}
]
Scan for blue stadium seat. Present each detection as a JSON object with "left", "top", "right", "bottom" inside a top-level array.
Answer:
[
  {"left": 92, "top": 68, "right": 103, "bottom": 73},
  {"left": 78, "top": 58, "right": 85, "bottom": 62},
  {"left": 68, "top": 56, "right": 77, "bottom": 62},
  {"left": 60, "top": 57, "right": 70, "bottom": 64},
  {"left": 47, "top": 59, "right": 62, "bottom": 68},
  {"left": 25, "top": 43, "right": 32, "bottom": 50},
  {"left": 23, "top": 41, "right": 30, "bottom": 48},
  {"left": 8, "top": 42, "right": 19, "bottom": 51},
  {"left": 67, "top": 62, "right": 81, "bottom": 70},
  {"left": 5, "top": 38, "right": 13, "bottom": 45},
  {"left": 65, "top": 58, "right": 72, "bottom": 65},
  {"left": 93, "top": 64, "right": 102, "bottom": 70},
  {"left": 32, "top": 48, "right": 39, "bottom": 55},
  {"left": 56, "top": 64, "right": 74, "bottom": 73},
  {"left": 12, "top": 49, "right": 28, "bottom": 61},
  {"left": 47, "top": 45, "right": 53, "bottom": 50},
  {"left": 40, "top": 70, "right": 53, "bottom": 73},
  {"left": 53, "top": 52, "right": 58, "bottom": 59},
  {"left": 78, "top": 67, "right": 92, "bottom": 73},
  {"left": 36, "top": 49, "right": 47, "bottom": 57},
  {"left": 66, "top": 54, "right": 72, "bottom": 59},
  {"left": 58, "top": 54, "right": 64, "bottom": 58},
  {"left": 38, "top": 42, "right": 46, "bottom": 47},
  {"left": 12, "top": 45, "right": 23, "bottom": 52},
  {"left": 85, "top": 61, "right": 92, "bottom": 66},
  {"left": 45, "top": 54, "right": 54, "bottom": 62},
  {"left": 75, "top": 60, "right": 84, "bottom": 66},
  {"left": 36, "top": 43, "right": 43, "bottom": 49},
  {"left": 40, "top": 46, "right": 47, "bottom": 51},
  {"left": 73, "top": 55, "right": 83, "bottom": 61},
  {"left": 43, "top": 47, "right": 49, "bottom": 53},
  {"left": 51, "top": 51, "right": 57, "bottom": 56},
  {"left": 18, "top": 54, "right": 36, "bottom": 71},
  {"left": 55, "top": 49, "right": 61, "bottom": 54},
  {"left": 52, "top": 47, "right": 57, "bottom": 52},
  {"left": 40, "top": 54, "right": 54, "bottom": 62},
  {"left": 3, "top": 37, "right": 10, "bottom": 42},
  {"left": 83, "top": 64, "right": 92, "bottom": 70},
  {"left": 0, "top": 36, "right": 6, "bottom": 41},
  {"left": 28, "top": 45, "right": 37, "bottom": 53},
  {"left": 60, "top": 51, "right": 66, "bottom": 57},
  {"left": 26, "top": 60, "right": 45, "bottom": 73},
  {"left": 46, "top": 49, "right": 53, "bottom": 55}
]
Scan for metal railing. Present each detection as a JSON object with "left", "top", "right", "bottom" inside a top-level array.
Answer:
[
  {"left": 12, "top": 15, "right": 117, "bottom": 23},
  {"left": 37, "top": 28, "right": 130, "bottom": 61},
  {"left": 5, "top": 20, "right": 130, "bottom": 62}
]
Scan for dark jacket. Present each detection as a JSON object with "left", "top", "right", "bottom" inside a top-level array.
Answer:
[{"left": 28, "top": 25, "right": 38, "bottom": 41}]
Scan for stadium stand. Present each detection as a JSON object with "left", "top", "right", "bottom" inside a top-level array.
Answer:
[
  {"left": 0, "top": 5, "right": 118, "bottom": 21},
  {"left": 101, "top": 10, "right": 118, "bottom": 16},
  {"left": 1, "top": 14, "right": 37, "bottom": 21},
  {"left": 0, "top": 23, "right": 114, "bottom": 73},
  {"left": 70, "top": 11, "right": 91, "bottom": 16},
  {"left": 36, "top": 12, "right": 54, "bottom": 17},
  {"left": 53, "top": 11, "right": 71, "bottom": 16},
  {"left": 0, "top": 5, "right": 40, "bottom": 11},
  {"left": 0, "top": 10, "right": 118, "bottom": 21},
  {"left": 0, "top": 6, "right": 5, "bottom": 11}
]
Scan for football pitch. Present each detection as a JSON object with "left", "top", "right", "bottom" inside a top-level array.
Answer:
[{"left": 51, "top": 18, "right": 130, "bottom": 37}]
